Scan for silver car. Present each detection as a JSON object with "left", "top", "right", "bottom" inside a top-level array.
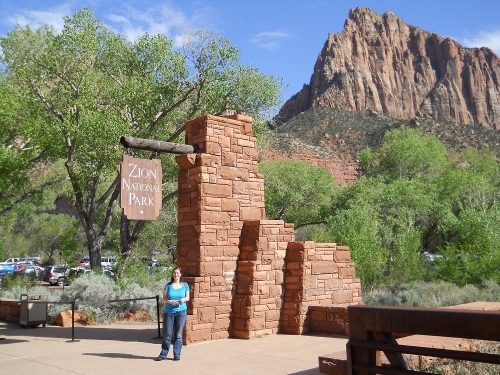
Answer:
[{"left": 43, "top": 265, "right": 69, "bottom": 286}]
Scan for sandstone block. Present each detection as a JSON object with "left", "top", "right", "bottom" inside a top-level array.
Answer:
[
  {"left": 56, "top": 310, "right": 87, "bottom": 327},
  {"left": 312, "top": 261, "right": 338, "bottom": 274},
  {"left": 200, "top": 261, "right": 222, "bottom": 276},
  {"left": 201, "top": 183, "right": 231, "bottom": 198},
  {"left": 240, "top": 207, "right": 264, "bottom": 221},
  {"left": 248, "top": 317, "right": 266, "bottom": 331},
  {"left": 185, "top": 328, "right": 211, "bottom": 344},
  {"left": 339, "top": 267, "right": 356, "bottom": 279},
  {"left": 334, "top": 251, "right": 351, "bottom": 262},
  {"left": 332, "top": 290, "right": 353, "bottom": 304},
  {"left": 198, "top": 307, "right": 216, "bottom": 323},
  {"left": 200, "top": 211, "right": 230, "bottom": 225}
]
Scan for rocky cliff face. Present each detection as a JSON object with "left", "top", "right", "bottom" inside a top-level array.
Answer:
[{"left": 278, "top": 7, "right": 500, "bottom": 129}]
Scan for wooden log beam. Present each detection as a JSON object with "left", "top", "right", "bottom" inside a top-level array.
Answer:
[{"left": 120, "top": 136, "right": 197, "bottom": 154}]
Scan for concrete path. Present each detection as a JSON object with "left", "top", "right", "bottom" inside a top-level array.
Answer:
[{"left": 0, "top": 321, "right": 348, "bottom": 375}]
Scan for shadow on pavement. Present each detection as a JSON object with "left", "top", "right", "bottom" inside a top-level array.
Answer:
[
  {"left": 83, "top": 352, "right": 157, "bottom": 360},
  {"left": 0, "top": 320, "right": 161, "bottom": 343},
  {"left": 288, "top": 369, "right": 323, "bottom": 375}
]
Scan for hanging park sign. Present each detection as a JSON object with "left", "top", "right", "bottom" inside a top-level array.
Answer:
[{"left": 120, "top": 155, "right": 162, "bottom": 220}]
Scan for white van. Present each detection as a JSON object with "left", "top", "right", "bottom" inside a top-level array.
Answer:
[
  {"left": 0, "top": 257, "right": 21, "bottom": 265},
  {"left": 100, "top": 257, "right": 117, "bottom": 269}
]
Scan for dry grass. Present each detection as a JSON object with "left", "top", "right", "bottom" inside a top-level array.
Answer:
[{"left": 406, "top": 340, "right": 500, "bottom": 374}]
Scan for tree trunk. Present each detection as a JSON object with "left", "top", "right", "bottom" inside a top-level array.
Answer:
[{"left": 89, "top": 237, "right": 105, "bottom": 269}]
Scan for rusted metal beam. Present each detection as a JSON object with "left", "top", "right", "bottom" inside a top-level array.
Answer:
[
  {"left": 347, "top": 305, "right": 500, "bottom": 374},
  {"left": 347, "top": 307, "right": 381, "bottom": 375},
  {"left": 372, "top": 332, "right": 407, "bottom": 369},
  {"left": 351, "top": 363, "right": 435, "bottom": 375},
  {"left": 348, "top": 305, "right": 500, "bottom": 341},
  {"left": 120, "top": 136, "right": 197, "bottom": 154},
  {"left": 350, "top": 340, "right": 500, "bottom": 364}
]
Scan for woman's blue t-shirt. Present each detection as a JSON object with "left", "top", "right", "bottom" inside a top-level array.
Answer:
[{"left": 164, "top": 282, "right": 189, "bottom": 314}]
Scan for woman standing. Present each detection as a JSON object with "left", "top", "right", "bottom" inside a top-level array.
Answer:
[{"left": 155, "top": 266, "right": 190, "bottom": 361}]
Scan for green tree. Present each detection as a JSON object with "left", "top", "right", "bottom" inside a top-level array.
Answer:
[
  {"left": 433, "top": 147, "right": 500, "bottom": 285},
  {"left": 0, "top": 9, "right": 282, "bottom": 269},
  {"left": 0, "top": 72, "right": 65, "bottom": 215},
  {"left": 322, "top": 195, "right": 386, "bottom": 286},
  {"left": 321, "top": 177, "right": 431, "bottom": 286},
  {"left": 259, "top": 160, "right": 335, "bottom": 229},
  {"left": 325, "top": 129, "right": 455, "bottom": 287},
  {"left": 361, "top": 128, "right": 450, "bottom": 181},
  {"left": 346, "top": 132, "right": 500, "bottom": 287}
]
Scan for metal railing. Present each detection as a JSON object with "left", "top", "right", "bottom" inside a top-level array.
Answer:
[
  {"left": 347, "top": 305, "right": 500, "bottom": 374},
  {"left": 1, "top": 295, "right": 162, "bottom": 341}
]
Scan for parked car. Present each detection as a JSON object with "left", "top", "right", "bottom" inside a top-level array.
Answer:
[
  {"left": 0, "top": 263, "right": 16, "bottom": 276},
  {"left": 0, "top": 257, "right": 21, "bottom": 265},
  {"left": 19, "top": 257, "right": 41, "bottom": 264},
  {"left": 13, "top": 264, "right": 44, "bottom": 279},
  {"left": 43, "top": 265, "right": 69, "bottom": 286},
  {"left": 100, "top": 256, "right": 117, "bottom": 269},
  {"left": 76, "top": 256, "right": 90, "bottom": 267}
]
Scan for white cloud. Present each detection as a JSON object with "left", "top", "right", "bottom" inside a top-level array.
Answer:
[
  {"left": 104, "top": 3, "right": 214, "bottom": 46},
  {"left": 3, "top": 2, "right": 215, "bottom": 48},
  {"left": 6, "top": 3, "right": 73, "bottom": 32},
  {"left": 462, "top": 29, "right": 500, "bottom": 56},
  {"left": 252, "top": 31, "right": 293, "bottom": 51}
]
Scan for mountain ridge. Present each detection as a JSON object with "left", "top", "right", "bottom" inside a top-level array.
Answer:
[{"left": 276, "top": 7, "right": 500, "bottom": 129}]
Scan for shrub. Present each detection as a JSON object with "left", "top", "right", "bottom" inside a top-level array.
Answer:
[
  {"left": 118, "top": 282, "right": 158, "bottom": 319},
  {"left": 55, "top": 270, "right": 169, "bottom": 324},
  {"left": 1, "top": 275, "right": 48, "bottom": 299},
  {"left": 59, "top": 272, "right": 121, "bottom": 324},
  {"left": 363, "top": 281, "right": 500, "bottom": 308},
  {"left": 407, "top": 340, "right": 500, "bottom": 374}
]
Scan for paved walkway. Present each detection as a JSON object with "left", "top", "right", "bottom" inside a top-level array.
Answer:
[{"left": 0, "top": 320, "right": 348, "bottom": 375}]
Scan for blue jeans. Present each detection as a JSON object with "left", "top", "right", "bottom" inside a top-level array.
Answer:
[{"left": 159, "top": 310, "right": 187, "bottom": 359}]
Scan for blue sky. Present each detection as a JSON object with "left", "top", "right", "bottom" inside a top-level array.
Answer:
[{"left": 1, "top": 0, "right": 499, "bottom": 106}]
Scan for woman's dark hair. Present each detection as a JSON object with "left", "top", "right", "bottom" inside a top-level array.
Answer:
[{"left": 170, "top": 266, "right": 184, "bottom": 283}]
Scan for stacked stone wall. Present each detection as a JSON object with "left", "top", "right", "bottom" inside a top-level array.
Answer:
[
  {"left": 0, "top": 299, "right": 20, "bottom": 322},
  {"left": 282, "top": 242, "right": 362, "bottom": 334},
  {"left": 308, "top": 306, "right": 350, "bottom": 336},
  {"left": 175, "top": 114, "right": 362, "bottom": 344},
  {"left": 232, "top": 220, "right": 294, "bottom": 339}
]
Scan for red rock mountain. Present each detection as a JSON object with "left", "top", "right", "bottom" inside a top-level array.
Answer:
[{"left": 278, "top": 7, "right": 500, "bottom": 129}]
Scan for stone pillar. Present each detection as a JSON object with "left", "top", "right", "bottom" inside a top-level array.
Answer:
[
  {"left": 175, "top": 114, "right": 265, "bottom": 343},
  {"left": 232, "top": 220, "right": 295, "bottom": 339},
  {"left": 281, "top": 242, "right": 362, "bottom": 334}
]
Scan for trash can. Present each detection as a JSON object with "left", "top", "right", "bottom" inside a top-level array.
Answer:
[{"left": 19, "top": 294, "right": 48, "bottom": 327}]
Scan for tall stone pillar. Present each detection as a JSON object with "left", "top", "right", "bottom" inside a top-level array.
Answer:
[{"left": 175, "top": 114, "right": 265, "bottom": 343}]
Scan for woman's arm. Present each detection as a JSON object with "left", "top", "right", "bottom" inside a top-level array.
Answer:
[{"left": 179, "top": 284, "right": 190, "bottom": 304}]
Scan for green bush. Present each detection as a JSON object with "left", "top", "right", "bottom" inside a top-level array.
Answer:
[
  {"left": 57, "top": 271, "right": 168, "bottom": 324},
  {"left": 363, "top": 281, "right": 500, "bottom": 308},
  {"left": 1, "top": 274, "right": 41, "bottom": 296}
]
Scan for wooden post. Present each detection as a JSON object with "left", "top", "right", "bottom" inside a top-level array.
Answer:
[{"left": 120, "top": 136, "right": 197, "bottom": 154}]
